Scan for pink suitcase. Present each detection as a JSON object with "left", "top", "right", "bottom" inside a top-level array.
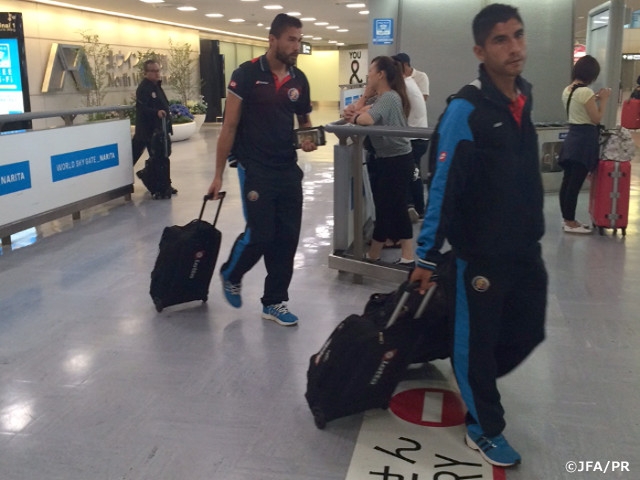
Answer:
[
  {"left": 621, "top": 99, "right": 640, "bottom": 130},
  {"left": 589, "top": 160, "right": 631, "bottom": 236}
]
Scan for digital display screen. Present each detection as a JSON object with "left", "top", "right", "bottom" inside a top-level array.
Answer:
[{"left": 0, "top": 38, "right": 25, "bottom": 115}]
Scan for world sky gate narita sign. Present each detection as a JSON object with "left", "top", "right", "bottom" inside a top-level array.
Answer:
[{"left": 345, "top": 380, "right": 506, "bottom": 480}]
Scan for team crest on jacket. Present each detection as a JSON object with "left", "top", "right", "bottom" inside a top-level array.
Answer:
[
  {"left": 287, "top": 88, "right": 300, "bottom": 102},
  {"left": 471, "top": 276, "right": 490, "bottom": 292},
  {"left": 151, "top": 92, "right": 157, "bottom": 98},
  {"left": 438, "top": 151, "right": 447, "bottom": 162},
  {"left": 247, "top": 190, "right": 259, "bottom": 202}
]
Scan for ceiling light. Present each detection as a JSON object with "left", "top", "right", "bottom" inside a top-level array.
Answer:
[
  {"left": 337, "top": 42, "right": 345, "bottom": 46},
  {"left": 301, "top": 17, "right": 316, "bottom": 21},
  {"left": 337, "top": 29, "right": 349, "bottom": 32},
  {"left": 314, "top": 22, "right": 329, "bottom": 26},
  {"left": 263, "top": 4, "right": 283, "bottom": 9},
  {"left": 287, "top": 11, "right": 301, "bottom": 16},
  {"left": 302, "top": 34, "right": 313, "bottom": 38},
  {"left": 241, "top": 0, "right": 259, "bottom": 2},
  {"left": 139, "top": 0, "right": 164, "bottom": 3},
  {"left": 257, "top": 22, "right": 264, "bottom": 26},
  {"left": 312, "top": 36, "right": 322, "bottom": 40},
  {"left": 328, "top": 40, "right": 338, "bottom": 44},
  {"left": 229, "top": 18, "right": 245, "bottom": 22},
  {"left": 177, "top": 6, "right": 196, "bottom": 11},
  {"left": 205, "top": 13, "right": 223, "bottom": 17},
  {"left": 346, "top": 3, "right": 366, "bottom": 7},
  {"left": 359, "top": 10, "right": 369, "bottom": 15},
  {"left": 326, "top": 25, "right": 339, "bottom": 29}
]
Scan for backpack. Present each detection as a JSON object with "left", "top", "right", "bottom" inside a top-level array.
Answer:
[{"left": 425, "top": 84, "right": 483, "bottom": 189}]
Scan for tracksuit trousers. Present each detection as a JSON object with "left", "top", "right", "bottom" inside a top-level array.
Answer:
[
  {"left": 450, "top": 251, "right": 547, "bottom": 437},
  {"left": 221, "top": 161, "right": 303, "bottom": 306}
]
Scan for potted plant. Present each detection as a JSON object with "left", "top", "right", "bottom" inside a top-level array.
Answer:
[
  {"left": 169, "top": 102, "right": 196, "bottom": 141},
  {"left": 79, "top": 31, "right": 110, "bottom": 121},
  {"left": 187, "top": 96, "right": 208, "bottom": 130},
  {"left": 167, "top": 39, "right": 196, "bottom": 106}
]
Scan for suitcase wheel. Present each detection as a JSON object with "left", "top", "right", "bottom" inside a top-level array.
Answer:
[
  {"left": 311, "top": 406, "right": 327, "bottom": 429},
  {"left": 202, "top": 295, "right": 208, "bottom": 303},
  {"left": 153, "top": 297, "right": 164, "bottom": 312},
  {"left": 598, "top": 227, "right": 605, "bottom": 236},
  {"left": 622, "top": 228, "right": 627, "bottom": 236}
]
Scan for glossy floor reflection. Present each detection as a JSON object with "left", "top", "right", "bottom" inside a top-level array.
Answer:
[{"left": 1, "top": 107, "right": 639, "bottom": 479}]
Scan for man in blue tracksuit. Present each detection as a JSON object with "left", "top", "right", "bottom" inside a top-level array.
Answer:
[
  {"left": 410, "top": 3, "right": 547, "bottom": 468},
  {"left": 207, "top": 14, "right": 317, "bottom": 326}
]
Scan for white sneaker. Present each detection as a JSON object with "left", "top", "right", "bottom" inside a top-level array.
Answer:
[{"left": 563, "top": 223, "right": 592, "bottom": 234}]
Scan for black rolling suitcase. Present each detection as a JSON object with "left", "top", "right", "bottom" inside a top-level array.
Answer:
[
  {"left": 137, "top": 116, "right": 173, "bottom": 199},
  {"left": 150, "top": 192, "right": 225, "bottom": 312},
  {"left": 305, "top": 281, "right": 439, "bottom": 429},
  {"left": 364, "top": 252, "right": 453, "bottom": 364}
]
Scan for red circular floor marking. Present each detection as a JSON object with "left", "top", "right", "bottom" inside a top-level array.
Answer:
[{"left": 389, "top": 388, "right": 466, "bottom": 427}]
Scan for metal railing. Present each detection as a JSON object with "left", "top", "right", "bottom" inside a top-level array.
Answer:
[
  {"left": 324, "top": 120, "right": 433, "bottom": 284},
  {"left": 0, "top": 105, "right": 133, "bottom": 130}
]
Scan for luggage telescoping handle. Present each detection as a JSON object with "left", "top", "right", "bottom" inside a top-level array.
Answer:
[
  {"left": 161, "top": 115, "right": 169, "bottom": 157},
  {"left": 385, "top": 278, "right": 438, "bottom": 329},
  {"left": 200, "top": 191, "right": 226, "bottom": 226}
]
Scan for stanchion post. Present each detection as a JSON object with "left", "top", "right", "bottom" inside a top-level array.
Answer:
[{"left": 351, "top": 134, "right": 365, "bottom": 284}]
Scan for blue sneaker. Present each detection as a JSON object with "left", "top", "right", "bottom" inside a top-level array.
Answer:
[
  {"left": 261, "top": 303, "right": 299, "bottom": 326},
  {"left": 220, "top": 272, "right": 242, "bottom": 308},
  {"left": 465, "top": 424, "right": 521, "bottom": 467}
]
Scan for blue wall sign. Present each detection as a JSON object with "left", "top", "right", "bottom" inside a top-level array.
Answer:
[
  {"left": 51, "top": 144, "right": 120, "bottom": 182},
  {"left": 0, "top": 160, "right": 31, "bottom": 196},
  {"left": 373, "top": 18, "right": 394, "bottom": 45}
]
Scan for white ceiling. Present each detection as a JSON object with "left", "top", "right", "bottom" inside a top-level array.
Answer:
[
  {"left": 30, "top": 0, "right": 640, "bottom": 49},
  {"left": 36, "top": 0, "right": 371, "bottom": 47}
]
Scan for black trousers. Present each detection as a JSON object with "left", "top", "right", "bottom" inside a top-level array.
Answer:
[
  {"left": 131, "top": 133, "right": 149, "bottom": 166},
  {"left": 370, "top": 153, "right": 414, "bottom": 243},
  {"left": 451, "top": 252, "right": 547, "bottom": 437},
  {"left": 221, "top": 162, "right": 303, "bottom": 306},
  {"left": 559, "top": 161, "right": 590, "bottom": 221},
  {"left": 407, "top": 139, "right": 429, "bottom": 215}
]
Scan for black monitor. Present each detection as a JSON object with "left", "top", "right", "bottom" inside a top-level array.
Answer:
[
  {"left": 0, "top": 12, "right": 32, "bottom": 133},
  {"left": 301, "top": 42, "right": 312, "bottom": 55}
]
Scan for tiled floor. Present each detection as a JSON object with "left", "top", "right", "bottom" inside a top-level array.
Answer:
[{"left": 0, "top": 107, "right": 639, "bottom": 479}]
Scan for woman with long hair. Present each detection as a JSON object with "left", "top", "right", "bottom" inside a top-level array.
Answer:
[
  {"left": 344, "top": 56, "right": 415, "bottom": 266},
  {"left": 559, "top": 54, "right": 611, "bottom": 234}
]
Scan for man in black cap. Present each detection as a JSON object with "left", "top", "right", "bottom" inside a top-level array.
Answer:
[{"left": 393, "top": 52, "right": 430, "bottom": 102}]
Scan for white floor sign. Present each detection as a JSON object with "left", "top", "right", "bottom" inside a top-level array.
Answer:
[{"left": 346, "top": 380, "right": 506, "bottom": 480}]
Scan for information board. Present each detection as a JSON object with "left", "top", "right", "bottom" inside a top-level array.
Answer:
[{"left": 0, "top": 12, "right": 31, "bottom": 133}]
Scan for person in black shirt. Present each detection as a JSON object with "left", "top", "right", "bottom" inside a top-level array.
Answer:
[
  {"left": 131, "top": 60, "right": 171, "bottom": 164},
  {"left": 207, "top": 14, "right": 317, "bottom": 326},
  {"left": 631, "top": 75, "right": 640, "bottom": 100}
]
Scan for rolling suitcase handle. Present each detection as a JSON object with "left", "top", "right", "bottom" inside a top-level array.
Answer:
[
  {"left": 161, "top": 115, "right": 169, "bottom": 158},
  {"left": 385, "top": 277, "right": 438, "bottom": 329},
  {"left": 200, "top": 191, "right": 226, "bottom": 227}
]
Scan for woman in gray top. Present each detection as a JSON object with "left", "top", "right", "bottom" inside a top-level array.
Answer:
[{"left": 344, "top": 56, "right": 414, "bottom": 266}]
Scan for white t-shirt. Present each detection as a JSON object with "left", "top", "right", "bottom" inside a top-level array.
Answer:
[
  {"left": 410, "top": 68, "right": 429, "bottom": 124},
  {"left": 405, "top": 76, "right": 428, "bottom": 130},
  {"left": 410, "top": 68, "right": 430, "bottom": 97}
]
